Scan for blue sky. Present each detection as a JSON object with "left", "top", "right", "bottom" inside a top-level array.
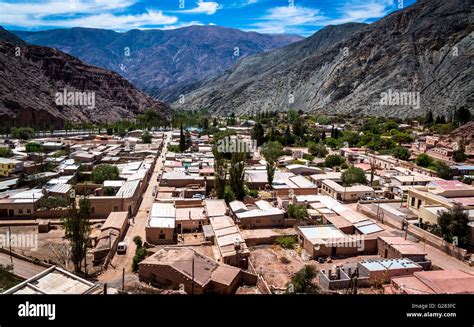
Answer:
[{"left": 0, "top": 0, "right": 416, "bottom": 36}]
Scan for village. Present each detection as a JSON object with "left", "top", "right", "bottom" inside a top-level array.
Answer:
[{"left": 0, "top": 111, "right": 473, "bottom": 295}]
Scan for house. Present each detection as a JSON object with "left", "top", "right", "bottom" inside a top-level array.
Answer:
[
  {"left": 0, "top": 157, "right": 24, "bottom": 177},
  {"left": 89, "top": 179, "right": 144, "bottom": 219},
  {"left": 286, "top": 164, "right": 322, "bottom": 176},
  {"left": 146, "top": 202, "right": 176, "bottom": 244},
  {"left": 0, "top": 188, "right": 44, "bottom": 218},
  {"left": 3, "top": 266, "right": 100, "bottom": 294},
  {"left": 175, "top": 201, "right": 207, "bottom": 232},
  {"left": 377, "top": 235, "right": 430, "bottom": 269},
  {"left": 233, "top": 200, "right": 286, "bottom": 228},
  {"left": 358, "top": 258, "right": 423, "bottom": 283},
  {"left": 93, "top": 211, "right": 129, "bottom": 264},
  {"left": 296, "top": 225, "right": 366, "bottom": 258},
  {"left": 319, "top": 258, "right": 423, "bottom": 290},
  {"left": 385, "top": 269, "right": 474, "bottom": 294},
  {"left": 320, "top": 179, "right": 375, "bottom": 202},
  {"left": 138, "top": 247, "right": 244, "bottom": 294},
  {"left": 209, "top": 215, "right": 249, "bottom": 268},
  {"left": 407, "top": 181, "right": 474, "bottom": 225}
]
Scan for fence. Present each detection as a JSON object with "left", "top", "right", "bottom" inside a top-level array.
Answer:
[
  {"left": 356, "top": 203, "right": 469, "bottom": 261},
  {"left": 247, "top": 260, "right": 271, "bottom": 294}
]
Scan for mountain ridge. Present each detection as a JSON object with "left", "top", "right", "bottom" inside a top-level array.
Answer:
[
  {"left": 174, "top": 0, "right": 473, "bottom": 118},
  {"left": 0, "top": 27, "right": 171, "bottom": 128},
  {"left": 13, "top": 25, "right": 303, "bottom": 102}
]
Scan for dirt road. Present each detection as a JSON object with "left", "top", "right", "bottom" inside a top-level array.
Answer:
[{"left": 98, "top": 132, "right": 171, "bottom": 283}]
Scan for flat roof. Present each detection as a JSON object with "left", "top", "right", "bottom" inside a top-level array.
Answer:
[
  {"left": 322, "top": 179, "right": 374, "bottom": 193},
  {"left": 360, "top": 258, "right": 421, "bottom": 271},
  {"left": 47, "top": 183, "right": 72, "bottom": 194},
  {"left": 298, "top": 225, "right": 346, "bottom": 243},
  {"left": 116, "top": 180, "right": 140, "bottom": 198},
  {"left": 101, "top": 211, "right": 129, "bottom": 231},
  {"left": 204, "top": 199, "right": 228, "bottom": 217},
  {"left": 3, "top": 266, "right": 97, "bottom": 294},
  {"left": 354, "top": 220, "right": 384, "bottom": 234}
]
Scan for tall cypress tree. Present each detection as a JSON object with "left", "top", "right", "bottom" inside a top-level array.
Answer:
[{"left": 179, "top": 123, "right": 185, "bottom": 152}]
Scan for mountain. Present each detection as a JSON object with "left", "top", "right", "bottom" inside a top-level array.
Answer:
[
  {"left": 174, "top": 0, "right": 473, "bottom": 118},
  {"left": 14, "top": 26, "right": 303, "bottom": 101},
  {"left": 0, "top": 28, "right": 170, "bottom": 128},
  {"left": 0, "top": 26, "right": 25, "bottom": 45}
]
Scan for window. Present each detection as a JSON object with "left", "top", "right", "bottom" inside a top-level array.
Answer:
[
  {"left": 159, "top": 234, "right": 165, "bottom": 239},
  {"left": 113, "top": 206, "right": 118, "bottom": 212},
  {"left": 417, "top": 199, "right": 422, "bottom": 209},
  {"left": 18, "top": 209, "right": 23, "bottom": 214},
  {"left": 411, "top": 197, "right": 415, "bottom": 207},
  {"left": 27, "top": 209, "right": 31, "bottom": 214}
]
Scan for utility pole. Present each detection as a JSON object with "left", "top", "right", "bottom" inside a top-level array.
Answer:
[
  {"left": 8, "top": 225, "right": 13, "bottom": 264},
  {"left": 122, "top": 268, "right": 125, "bottom": 292},
  {"left": 191, "top": 257, "right": 195, "bottom": 295}
]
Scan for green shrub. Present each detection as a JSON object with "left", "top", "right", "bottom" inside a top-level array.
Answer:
[{"left": 275, "top": 236, "right": 297, "bottom": 249}]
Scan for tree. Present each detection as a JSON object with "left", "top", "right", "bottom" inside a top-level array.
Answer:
[
  {"left": 391, "top": 132, "right": 413, "bottom": 144},
  {"left": 307, "top": 142, "right": 328, "bottom": 158},
  {"left": 275, "top": 236, "right": 297, "bottom": 249},
  {"left": 284, "top": 124, "right": 294, "bottom": 145},
  {"left": 383, "top": 120, "right": 399, "bottom": 132},
  {"left": 141, "top": 131, "right": 152, "bottom": 143},
  {"left": 288, "top": 265, "right": 319, "bottom": 294},
  {"left": 91, "top": 164, "right": 120, "bottom": 184},
  {"left": 213, "top": 149, "right": 227, "bottom": 199},
  {"left": 425, "top": 110, "right": 434, "bottom": 125},
  {"left": 321, "top": 130, "right": 326, "bottom": 140},
  {"left": 11, "top": 127, "right": 35, "bottom": 140},
  {"left": 416, "top": 153, "right": 434, "bottom": 168},
  {"left": 227, "top": 113, "right": 237, "bottom": 126},
  {"left": 229, "top": 152, "right": 246, "bottom": 200},
  {"left": 324, "top": 154, "right": 345, "bottom": 168},
  {"left": 63, "top": 197, "right": 91, "bottom": 273},
  {"left": 453, "top": 106, "right": 471, "bottom": 125},
  {"left": 287, "top": 204, "right": 309, "bottom": 220},
  {"left": 185, "top": 131, "right": 192, "bottom": 150},
  {"left": 223, "top": 185, "right": 236, "bottom": 204},
  {"left": 25, "top": 142, "right": 43, "bottom": 153},
  {"left": 0, "top": 147, "right": 13, "bottom": 158},
  {"left": 392, "top": 146, "right": 410, "bottom": 161},
  {"left": 132, "top": 235, "right": 147, "bottom": 272},
  {"left": 201, "top": 117, "right": 209, "bottom": 131},
  {"left": 453, "top": 140, "right": 467, "bottom": 163},
  {"left": 266, "top": 159, "right": 276, "bottom": 187},
  {"left": 251, "top": 122, "right": 265, "bottom": 147},
  {"left": 179, "top": 124, "right": 186, "bottom": 152},
  {"left": 262, "top": 141, "right": 283, "bottom": 162},
  {"left": 437, "top": 205, "right": 470, "bottom": 248},
  {"left": 0, "top": 264, "right": 21, "bottom": 290},
  {"left": 435, "top": 161, "right": 451, "bottom": 180},
  {"left": 341, "top": 166, "right": 368, "bottom": 186}
]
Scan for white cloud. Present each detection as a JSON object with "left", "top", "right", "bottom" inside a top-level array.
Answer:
[
  {"left": 0, "top": 0, "right": 134, "bottom": 16},
  {"left": 250, "top": 1, "right": 393, "bottom": 35},
  {"left": 51, "top": 10, "right": 178, "bottom": 30},
  {"left": 0, "top": 0, "right": 179, "bottom": 30},
  {"left": 179, "top": 1, "right": 220, "bottom": 15},
  {"left": 324, "top": 1, "right": 393, "bottom": 25},
  {"left": 249, "top": 6, "right": 326, "bottom": 34}
]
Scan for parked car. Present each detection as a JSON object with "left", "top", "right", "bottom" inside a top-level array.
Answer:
[{"left": 117, "top": 242, "right": 127, "bottom": 254}]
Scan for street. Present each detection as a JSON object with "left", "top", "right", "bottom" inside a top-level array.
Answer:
[
  {"left": 98, "top": 132, "right": 171, "bottom": 283},
  {"left": 0, "top": 252, "right": 46, "bottom": 280}
]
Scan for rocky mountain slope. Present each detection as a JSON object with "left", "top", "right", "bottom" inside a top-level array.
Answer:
[
  {"left": 174, "top": 0, "right": 473, "bottom": 118},
  {"left": 14, "top": 26, "right": 302, "bottom": 101},
  {"left": 0, "top": 28, "right": 171, "bottom": 128}
]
